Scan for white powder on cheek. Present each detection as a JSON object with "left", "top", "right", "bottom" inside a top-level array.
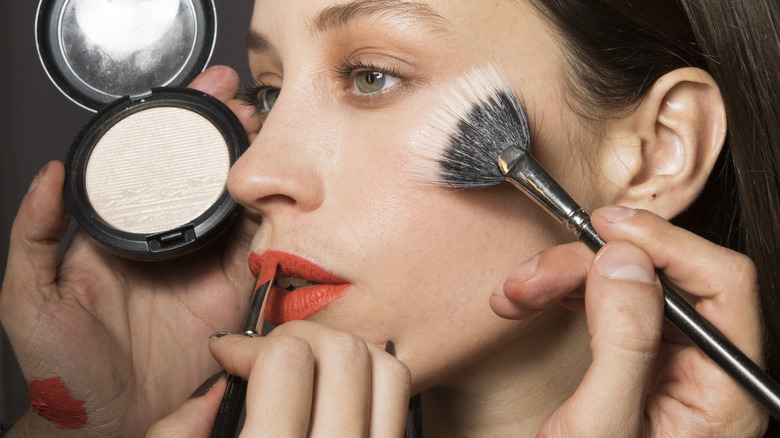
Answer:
[{"left": 85, "top": 106, "right": 230, "bottom": 234}]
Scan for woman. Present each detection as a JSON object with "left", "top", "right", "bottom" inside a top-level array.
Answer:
[{"left": 2, "top": 0, "right": 777, "bottom": 436}]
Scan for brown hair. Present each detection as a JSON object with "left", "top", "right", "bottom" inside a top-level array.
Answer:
[{"left": 529, "top": 0, "right": 780, "bottom": 433}]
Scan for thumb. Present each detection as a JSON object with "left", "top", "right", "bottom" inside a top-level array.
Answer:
[
  {"left": 538, "top": 242, "right": 663, "bottom": 438},
  {"left": 187, "top": 65, "right": 261, "bottom": 146},
  {"left": 188, "top": 65, "right": 241, "bottom": 102},
  {"left": 146, "top": 373, "right": 227, "bottom": 438},
  {"left": 2, "top": 161, "right": 70, "bottom": 308}
]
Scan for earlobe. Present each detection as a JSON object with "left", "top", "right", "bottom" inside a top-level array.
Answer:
[{"left": 600, "top": 68, "right": 727, "bottom": 219}]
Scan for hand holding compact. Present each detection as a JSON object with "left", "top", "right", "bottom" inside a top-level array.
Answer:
[
  {"left": 0, "top": 66, "right": 258, "bottom": 436},
  {"left": 492, "top": 206, "right": 769, "bottom": 437}
]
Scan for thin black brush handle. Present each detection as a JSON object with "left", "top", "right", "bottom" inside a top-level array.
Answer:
[
  {"left": 578, "top": 221, "right": 780, "bottom": 420},
  {"left": 499, "top": 147, "right": 780, "bottom": 420},
  {"left": 404, "top": 394, "right": 423, "bottom": 438},
  {"left": 211, "top": 277, "right": 274, "bottom": 438},
  {"left": 211, "top": 374, "right": 247, "bottom": 438}
]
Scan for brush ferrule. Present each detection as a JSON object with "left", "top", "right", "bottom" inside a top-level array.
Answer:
[
  {"left": 497, "top": 145, "right": 524, "bottom": 175},
  {"left": 498, "top": 146, "right": 579, "bottom": 221},
  {"left": 498, "top": 146, "right": 605, "bottom": 250},
  {"left": 242, "top": 273, "right": 276, "bottom": 335}
]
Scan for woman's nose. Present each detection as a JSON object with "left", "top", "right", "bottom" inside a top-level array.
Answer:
[{"left": 227, "top": 96, "right": 326, "bottom": 217}]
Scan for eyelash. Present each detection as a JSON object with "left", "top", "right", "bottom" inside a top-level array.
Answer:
[
  {"left": 335, "top": 59, "right": 405, "bottom": 84},
  {"left": 241, "top": 80, "right": 277, "bottom": 116},
  {"left": 242, "top": 59, "right": 408, "bottom": 115}
]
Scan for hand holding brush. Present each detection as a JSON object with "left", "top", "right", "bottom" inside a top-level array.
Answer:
[
  {"left": 415, "top": 63, "right": 780, "bottom": 421},
  {"left": 210, "top": 264, "right": 277, "bottom": 438}
]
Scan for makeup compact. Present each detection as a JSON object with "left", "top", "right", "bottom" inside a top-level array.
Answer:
[{"left": 35, "top": 0, "right": 248, "bottom": 260}]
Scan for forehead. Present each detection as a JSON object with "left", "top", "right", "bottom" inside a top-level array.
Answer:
[
  {"left": 248, "top": 0, "right": 454, "bottom": 46},
  {"left": 247, "top": 0, "right": 553, "bottom": 59},
  {"left": 251, "top": 0, "right": 448, "bottom": 24},
  {"left": 309, "top": 0, "right": 450, "bottom": 32}
]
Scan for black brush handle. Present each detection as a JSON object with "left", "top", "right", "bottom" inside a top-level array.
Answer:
[
  {"left": 577, "top": 221, "right": 780, "bottom": 420},
  {"left": 404, "top": 394, "right": 423, "bottom": 438},
  {"left": 210, "top": 278, "right": 274, "bottom": 437},
  {"left": 501, "top": 148, "right": 780, "bottom": 420},
  {"left": 210, "top": 374, "right": 247, "bottom": 438}
]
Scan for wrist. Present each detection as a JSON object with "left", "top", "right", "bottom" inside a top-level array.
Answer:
[{"left": 3, "top": 410, "right": 76, "bottom": 438}]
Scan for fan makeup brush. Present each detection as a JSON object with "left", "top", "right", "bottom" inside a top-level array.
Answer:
[{"left": 414, "top": 63, "right": 780, "bottom": 420}]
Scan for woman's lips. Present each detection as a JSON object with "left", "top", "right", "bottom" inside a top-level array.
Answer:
[{"left": 249, "top": 250, "right": 351, "bottom": 325}]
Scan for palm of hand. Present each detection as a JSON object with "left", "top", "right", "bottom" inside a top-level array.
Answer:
[
  {"left": 5, "top": 218, "right": 256, "bottom": 436},
  {"left": 642, "top": 326, "right": 765, "bottom": 436}
]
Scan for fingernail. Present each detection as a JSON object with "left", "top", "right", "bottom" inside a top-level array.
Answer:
[
  {"left": 27, "top": 163, "right": 50, "bottom": 193},
  {"left": 597, "top": 205, "right": 637, "bottom": 223},
  {"left": 209, "top": 331, "right": 232, "bottom": 339},
  {"left": 493, "top": 255, "right": 538, "bottom": 295},
  {"left": 189, "top": 370, "right": 226, "bottom": 399},
  {"left": 384, "top": 340, "right": 396, "bottom": 356},
  {"left": 596, "top": 244, "right": 656, "bottom": 283}
]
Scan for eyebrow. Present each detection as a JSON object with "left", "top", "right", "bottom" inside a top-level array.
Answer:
[
  {"left": 246, "top": 0, "right": 450, "bottom": 52},
  {"left": 311, "top": 0, "right": 450, "bottom": 34},
  {"left": 245, "top": 30, "right": 270, "bottom": 53}
]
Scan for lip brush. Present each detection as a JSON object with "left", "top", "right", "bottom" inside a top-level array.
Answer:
[
  {"left": 416, "top": 64, "right": 780, "bottom": 420},
  {"left": 210, "top": 264, "right": 277, "bottom": 438}
]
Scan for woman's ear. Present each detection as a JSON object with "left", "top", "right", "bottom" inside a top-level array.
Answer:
[{"left": 596, "top": 67, "right": 727, "bottom": 219}]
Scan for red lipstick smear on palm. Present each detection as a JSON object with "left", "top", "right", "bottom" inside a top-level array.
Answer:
[
  {"left": 249, "top": 250, "right": 350, "bottom": 325},
  {"left": 28, "top": 377, "right": 87, "bottom": 429}
]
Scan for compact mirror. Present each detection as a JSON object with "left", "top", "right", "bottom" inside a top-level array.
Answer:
[
  {"left": 37, "top": 0, "right": 215, "bottom": 111},
  {"left": 36, "top": 0, "right": 248, "bottom": 261}
]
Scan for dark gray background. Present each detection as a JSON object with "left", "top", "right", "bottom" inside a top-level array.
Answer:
[{"left": 0, "top": 0, "right": 254, "bottom": 425}]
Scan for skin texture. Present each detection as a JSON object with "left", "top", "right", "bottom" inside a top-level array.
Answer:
[{"left": 0, "top": 0, "right": 768, "bottom": 437}]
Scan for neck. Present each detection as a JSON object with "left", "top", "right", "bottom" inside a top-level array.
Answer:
[{"left": 420, "top": 309, "right": 590, "bottom": 437}]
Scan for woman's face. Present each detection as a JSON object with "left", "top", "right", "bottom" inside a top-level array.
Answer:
[{"left": 228, "top": 0, "right": 596, "bottom": 391}]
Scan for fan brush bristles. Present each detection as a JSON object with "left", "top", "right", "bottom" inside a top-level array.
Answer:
[{"left": 414, "top": 64, "right": 531, "bottom": 189}]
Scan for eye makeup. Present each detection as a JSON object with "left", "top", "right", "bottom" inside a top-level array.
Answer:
[{"left": 36, "top": 0, "right": 248, "bottom": 260}]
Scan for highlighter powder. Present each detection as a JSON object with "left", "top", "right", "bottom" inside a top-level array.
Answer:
[{"left": 84, "top": 106, "right": 230, "bottom": 234}]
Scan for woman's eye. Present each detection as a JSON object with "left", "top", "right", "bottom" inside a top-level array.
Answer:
[
  {"left": 259, "top": 87, "right": 280, "bottom": 111},
  {"left": 242, "top": 83, "right": 280, "bottom": 114},
  {"left": 354, "top": 71, "right": 401, "bottom": 94}
]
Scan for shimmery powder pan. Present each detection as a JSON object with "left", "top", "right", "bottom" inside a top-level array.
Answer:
[{"left": 36, "top": 0, "right": 248, "bottom": 260}]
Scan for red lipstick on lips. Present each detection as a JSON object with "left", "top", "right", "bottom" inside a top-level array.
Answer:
[{"left": 248, "top": 250, "right": 351, "bottom": 325}]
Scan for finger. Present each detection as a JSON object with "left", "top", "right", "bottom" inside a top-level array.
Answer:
[
  {"left": 490, "top": 242, "right": 593, "bottom": 319},
  {"left": 209, "top": 333, "right": 314, "bottom": 437},
  {"left": 269, "top": 322, "right": 411, "bottom": 437},
  {"left": 146, "top": 376, "right": 227, "bottom": 438},
  {"left": 188, "top": 66, "right": 262, "bottom": 142},
  {"left": 188, "top": 65, "right": 241, "bottom": 102},
  {"left": 2, "top": 161, "right": 69, "bottom": 307},
  {"left": 369, "top": 342, "right": 411, "bottom": 438},
  {"left": 539, "top": 242, "right": 663, "bottom": 438},
  {"left": 592, "top": 205, "right": 763, "bottom": 362},
  {"left": 210, "top": 324, "right": 410, "bottom": 437},
  {"left": 592, "top": 206, "right": 751, "bottom": 298},
  {"left": 270, "top": 321, "right": 371, "bottom": 438}
]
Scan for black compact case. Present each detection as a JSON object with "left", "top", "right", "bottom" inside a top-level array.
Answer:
[{"left": 36, "top": 0, "right": 248, "bottom": 260}]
